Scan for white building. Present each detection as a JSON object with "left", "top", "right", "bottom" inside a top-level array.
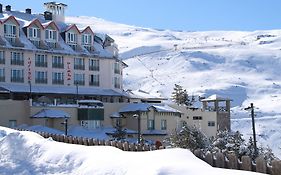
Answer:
[{"left": 0, "top": 3, "right": 127, "bottom": 103}]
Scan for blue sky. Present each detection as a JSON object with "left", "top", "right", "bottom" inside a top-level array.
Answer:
[{"left": 1, "top": 0, "right": 281, "bottom": 31}]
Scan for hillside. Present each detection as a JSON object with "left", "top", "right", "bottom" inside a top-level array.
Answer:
[{"left": 66, "top": 16, "right": 281, "bottom": 158}]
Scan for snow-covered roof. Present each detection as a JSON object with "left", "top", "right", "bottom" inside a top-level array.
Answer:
[
  {"left": 110, "top": 112, "right": 123, "bottom": 118},
  {"left": 31, "top": 109, "right": 70, "bottom": 118},
  {"left": 119, "top": 103, "right": 181, "bottom": 114},
  {"left": 0, "top": 83, "right": 129, "bottom": 97},
  {"left": 126, "top": 89, "right": 167, "bottom": 100},
  {"left": 201, "top": 94, "right": 232, "bottom": 102},
  {"left": 142, "top": 130, "right": 168, "bottom": 135}
]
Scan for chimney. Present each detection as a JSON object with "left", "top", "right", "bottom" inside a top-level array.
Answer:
[
  {"left": 0, "top": 4, "right": 3, "bottom": 13},
  {"left": 44, "top": 11, "right": 52, "bottom": 20},
  {"left": 44, "top": 2, "right": 67, "bottom": 23},
  {"left": 25, "top": 8, "right": 31, "bottom": 14},
  {"left": 5, "top": 5, "right": 11, "bottom": 11}
]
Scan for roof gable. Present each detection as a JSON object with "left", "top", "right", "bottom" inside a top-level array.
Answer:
[
  {"left": 24, "top": 18, "right": 44, "bottom": 29},
  {"left": 81, "top": 26, "right": 94, "bottom": 35},
  {"left": 2, "top": 16, "right": 20, "bottom": 26},
  {"left": 43, "top": 21, "right": 59, "bottom": 31},
  {"left": 65, "top": 24, "right": 81, "bottom": 34}
]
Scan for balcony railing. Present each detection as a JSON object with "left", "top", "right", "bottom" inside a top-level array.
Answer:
[
  {"left": 11, "top": 77, "right": 24, "bottom": 83},
  {"left": 35, "top": 78, "right": 47, "bottom": 84},
  {"left": 35, "top": 62, "right": 47, "bottom": 67},
  {"left": 74, "top": 80, "right": 85, "bottom": 86},
  {"left": 11, "top": 59, "right": 24, "bottom": 66},
  {"left": 0, "top": 76, "right": 5, "bottom": 82},
  {"left": 52, "top": 63, "right": 64, "bottom": 69},
  {"left": 46, "top": 41, "right": 57, "bottom": 49},
  {"left": 89, "top": 66, "right": 99, "bottom": 71},
  {"left": 74, "top": 64, "right": 85, "bottom": 70},
  {"left": 0, "top": 59, "right": 5, "bottom": 64},
  {"left": 89, "top": 81, "right": 99, "bottom": 86},
  {"left": 52, "top": 79, "right": 64, "bottom": 85}
]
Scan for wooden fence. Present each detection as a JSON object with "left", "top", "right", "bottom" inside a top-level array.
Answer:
[
  {"left": 16, "top": 128, "right": 281, "bottom": 174},
  {"left": 16, "top": 128, "right": 158, "bottom": 151},
  {"left": 193, "top": 149, "right": 281, "bottom": 175}
]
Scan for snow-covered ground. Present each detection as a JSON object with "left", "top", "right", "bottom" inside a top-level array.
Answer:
[
  {"left": 66, "top": 17, "right": 281, "bottom": 157},
  {"left": 0, "top": 126, "right": 264, "bottom": 175}
]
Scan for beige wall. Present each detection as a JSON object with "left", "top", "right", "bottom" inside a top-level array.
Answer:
[{"left": 0, "top": 99, "right": 30, "bottom": 127}]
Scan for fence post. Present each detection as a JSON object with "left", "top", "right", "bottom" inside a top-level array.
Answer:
[
  {"left": 256, "top": 156, "right": 267, "bottom": 173},
  {"left": 215, "top": 152, "right": 225, "bottom": 168},
  {"left": 88, "top": 138, "right": 94, "bottom": 146},
  {"left": 123, "top": 142, "right": 129, "bottom": 151},
  {"left": 241, "top": 156, "right": 252, "bottom": 171},
  {"left": 271, "top": 160, "right": 281, "bottom": 175},
  {"left": 205, "top": 152, "right": 214, "bottom": 167},
  {"left": 227, "top": 153, "right": 238, "bottom": 169}
]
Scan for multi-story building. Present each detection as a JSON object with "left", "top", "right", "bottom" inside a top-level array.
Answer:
[{"left": 0, "top": 2, "right": 127, "bottom": 103}]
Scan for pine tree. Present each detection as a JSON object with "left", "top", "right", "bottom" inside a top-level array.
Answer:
[
  {"left": 171, "top": 84, "right": 195, "bottom": 106},
  {"left": 166, "top": 125, "right": 208, "bottom": 150}
]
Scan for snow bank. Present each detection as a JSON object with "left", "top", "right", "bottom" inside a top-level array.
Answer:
[{"left": 0, "top": 126, "right": 263, "bottom": 175}]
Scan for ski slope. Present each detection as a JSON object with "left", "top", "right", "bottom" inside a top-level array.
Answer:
[{"left": 66, "top": 16, "right": 281, "bottom": 158}]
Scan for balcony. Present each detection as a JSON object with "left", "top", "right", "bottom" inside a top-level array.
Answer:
[
  {"left": 74, "top": 64, "right": 85, "bottom": 70},
  {"left": 11, "top": 59, "right": 24, "bottom": 66},
  {"left": 89, "top": 66, "right": 99, "bottom": 71},
  {"left": 89, "top": 81, "right": 99, "bottom": 86},
  {"left": 35, "top": 62, "right": 47, "bottom": 67},
  {"left": 35, "top": 78, "right": 47, "bottom": 84},
  {"left": 52, "top": 63, "right": 64, "bottom": 69},
  {"left": 0, "top": 76, "right": 5, "bottom": 82},
  {"left": 11, "top": 77, "right": 24, "bottom": 83},
  {"left": 74, "top": 80, "right": 85, "bottom": 86},
  {"left": 52, "top": 79, "right": 64, "bottom": 85}
]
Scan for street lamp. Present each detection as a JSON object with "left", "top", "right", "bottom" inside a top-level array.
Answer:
[
  {"left": 28, "top": 80, "right": 32, "bottom": 100},
  {"left": 76, "top": 82, "right": 79, "bottom": 103},
  {"left": 244, "top": 103, "right": 258, "bottom": 157},
  {"left": 61, "top": 118, "right": 68, "bottom": 135},
  {"left": 133, "top": 112, "right": 141, "bottom": 144}
]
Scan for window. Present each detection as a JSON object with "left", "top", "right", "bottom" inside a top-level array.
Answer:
[
  {"left": 89, "top": 59, "right": 99, "bottom": 71},
  {"left": 67, "top": 32, "right": 77, "bottom": 43},
  {"left": 193, "top": 116, "right": 202, "bottom": 120},
  {"left": 11, "top": 69, "right": 24, "bottom": 83},
  {"left": 114, "top": 77, "right": 121, "bottom": 89},
  {"left": 161, "top": 119, "right": 167, "bottom": 130},
  {"left": 35, "top": 71, "right": 47, "bottom": 84},
  {"left": 181, "top": 121, "right": 187, "bottom": 128},
  {"left": 148, "top": 119, "right": 155, "bottom": 130},
  {"left": 52, "top": 55, "right": 64, "bottom": 68},
  {"left": 82, "top": 34, "right": 92, "bottom": 45},
  {"left": 35, "top": 54, "right": 47, "bottom": 67},
  {"left": 45, "top": 29, "right": 57, "bottom": 41},
  {"left": 208, "top": 121, "right": 216, "bottom": 127},
  {"left": 9, "top": 120, "right": 17, "bottom": 128},
  {"left": 28, "top": 27, "right": 40, "bottom": 39},
  {"left": 74, "top": 73, "right": 85, "bottom": 85},
  {"left": 52, "top": 72, "right": 64, "bottom": 84},
  {"left": 114, "top": 62, "right": 121, "bottom": 74},
  {"left": 4, "top": 24, "right": 16, "bottom": 37},
  {"left": 0, "top": 51, "right": 5, "bottom": 64},
  {"left": 74, "top": 58, "right": 85, "bottom": 70},
  {"left": 89, "top": 74, "right": 99, "bottom": 86},
  {"left": 11, "top": 52, "right": 24, "bottom": 65},
  {"left": 0, "top": 68, "right": 5, "bottom": 82}
]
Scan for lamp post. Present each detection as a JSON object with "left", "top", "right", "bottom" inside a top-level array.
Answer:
[
  {"left": 61, "top": 118, "right": 68, "bottom": 136},
  {"left": 133, "top": 112, "right": 141, "bottom": 144},
  {"left": 76, "top": 82, "right": 79, "bottom": 103},
  {"left": 244, "top": 103, "right": 258, "bottom": 157},
  {"left": 28, "top": 80, "right": 32, "bottom": 100}
]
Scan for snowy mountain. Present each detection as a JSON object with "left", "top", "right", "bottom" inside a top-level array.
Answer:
[{"left": 66, "top": 16, "right": 281, "bottom": 158}]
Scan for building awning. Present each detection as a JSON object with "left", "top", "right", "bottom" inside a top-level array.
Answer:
[
  {"left": 119, "top": 103, "right": 181, "bottom": 114},
  {"left": 31, "top": 109, "right": 70, "bottom": 118},
  {"left": 0, "top": 83, "right": 129, "bottom": 97},
  {"left": 0, "top": 86, "right": 9, "bottom": 93}
]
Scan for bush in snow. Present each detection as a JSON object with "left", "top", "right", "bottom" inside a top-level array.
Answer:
[{"left": 166, "top": 125, "right": 208, "bottom": 151}]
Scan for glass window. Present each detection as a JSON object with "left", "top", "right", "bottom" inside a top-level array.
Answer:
[
  {"left": 28, "top": 27, "right": 40, "bottom": 39},
  {"left": 11, "top": 69, "right": 24, "bottom": 83},
  {"left": 74, "top": 73, "right": 85, "bottom": 85},
  {"left": 89, "top": 74, "right": 99, "bottom": 86},
  {"left": 82, "top": 34, "right": 92, "bottom": 45},
  {"left": 35, "top": 54, "right": 47, "bottom": 67},
  {"left": 161, "top": 119, "right": 167, "bottom": 130},
  {"left": 148, "top": 119, "right": 155, "bottom": 130},
  {"left": 0, "top": 68, "right": 5, "bottom": 82},
  {"left": 52, "top": 72, "right": 64, "bottom": 84},
  {"left": 52, "top": 55, "right": 64, "bottom": 68},
  {"left": 0, "top": 51, "right": 5, "bottom": 64},
  {"left": 114, "top": 77, "right": 121, "bottom": 89},
  {"left": 193, "top": 116, "right": 202, "bottom": 120},
  {"left": 35, "top": 71, "right": 47, "bottom": 84},
  {"left": 4, "top": 24, "right": 17, "bottom": 37},
  {"left": 74, "top": 58, "right": 85, "bottom": 70},
  {"left": 11, "top": 52, "right": 24, "bottom": 66},
  {"left": 89, "top": 59, "right": 99, "bottom": 71},
  {"left": 67, "top": 32, "right": 77, "bottom": 43},
  {"left": 9, "top": 120, "right": 17, "bottom": 128},
  {"left": 208, "top": 121, "right": 216, "bottom": 127}
]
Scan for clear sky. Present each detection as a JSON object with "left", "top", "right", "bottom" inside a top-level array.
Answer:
[{"left": 1, "top": 0, "right": 281, "bottom": 31}]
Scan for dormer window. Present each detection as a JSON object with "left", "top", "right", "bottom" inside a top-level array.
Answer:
[
  {"left": 4, "top": 24, "right": 16, "bottom": 38},
  {"left": 82, "top": 34, "right": 92, "bottom": 45},
  {"left": 67, "top": 32, "right": 77, "bottom": 43},
  {"left": 29, "top": 27, "right": 40, "bottom": 39},
  {"left": 45, "top": 29, "right": 57, "bottom": 41}
]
